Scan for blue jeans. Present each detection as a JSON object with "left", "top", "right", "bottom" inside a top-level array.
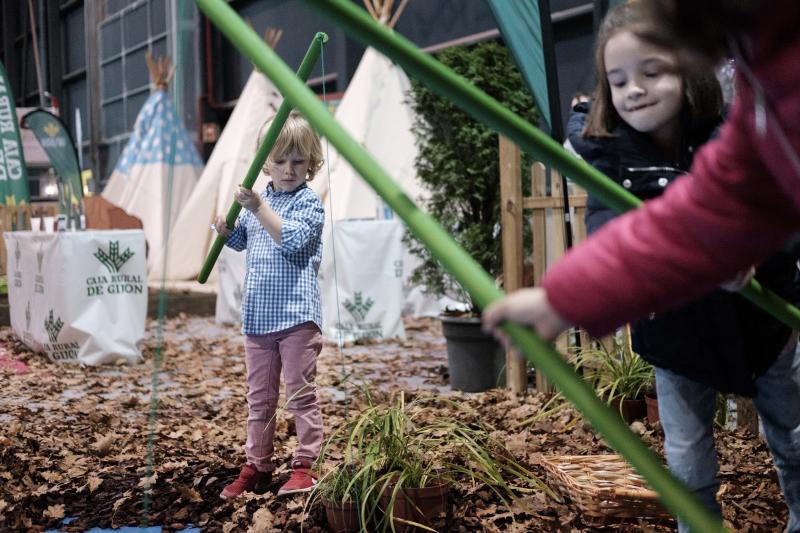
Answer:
[{"left": 656, "top": 336, "right": 800, "bottom": 533}]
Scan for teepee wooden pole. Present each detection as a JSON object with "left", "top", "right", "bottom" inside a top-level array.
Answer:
[
  {"left": 362, "top": 0, "right": 378, "bottom": 20},
  {"left": 265, "top": 27, "right": 283, "bottom": 49},
  {"left": 387, "top": 0, "right": 409, "bottom": 29}
]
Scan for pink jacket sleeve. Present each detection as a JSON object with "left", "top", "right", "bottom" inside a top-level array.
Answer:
[{"left": 541, "top": 96, "right": 800, "bottom": 337}]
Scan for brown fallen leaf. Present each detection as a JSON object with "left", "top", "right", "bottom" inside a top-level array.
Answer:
[
  {"left": 93, "top": 433, "right": 116, "bottom": 455},
  {"left": 247, "top": 507, "right": 276, "bottom": 533},
  {"left": 41, "top": 471, "right": 63, "bottom": 483},
  {"left": 87, "top": 476, "right": 103, "bottom": 492},
  {"left": 43, "top": 504, "right": 65, "bottom": 520}
]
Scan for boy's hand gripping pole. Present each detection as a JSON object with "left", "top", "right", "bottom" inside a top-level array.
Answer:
[{"left": 197, "top": 32, "right": 328, "bottom": 284}]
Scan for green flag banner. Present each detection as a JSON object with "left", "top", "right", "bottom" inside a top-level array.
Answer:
[
  {"left": 486, "top": 0, "right": 557, "bottom": 135},
  {"left": 0, "top": 61, "right": 30, "bottom": 206},
  {"left": 23, "top": 109, "right": 84, "bottom": 220}
]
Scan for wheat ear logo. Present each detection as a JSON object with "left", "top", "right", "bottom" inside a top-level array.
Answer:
[
  {"left": 44, "top": 309, "right": 64, "bottom": 343},
  {"left": 94, "top": 241, "right": 134, "bottom": 273},
  {"left": 14, "top": 240, "right": 20, "bottom": 269},
  {"left": 43, "top": 122, "right": 60, "bottom": 137},
  {"left": 343, "top": 292, "right": 374, "bottom": 322}
]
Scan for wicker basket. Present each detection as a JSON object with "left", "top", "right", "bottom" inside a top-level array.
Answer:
[{"left": 537, "top": 454, "right": 673, "bottom": 522}]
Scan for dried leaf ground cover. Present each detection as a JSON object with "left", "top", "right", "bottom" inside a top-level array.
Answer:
[{"left": 0, "top": 316, "right": 790, "bottom": 532}]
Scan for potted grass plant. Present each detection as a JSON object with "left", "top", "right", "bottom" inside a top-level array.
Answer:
[
  {"left": 406, "top": 41, "right": 539, "bottom": 392},
  {"left": 310, "top": 391, "right": 553, "bottom": 532},
  {"left": 574, "top": 328, "right": 655, "bottom": 424}
]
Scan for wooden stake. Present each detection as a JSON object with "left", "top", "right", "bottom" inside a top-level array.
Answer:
[{"left": 499, "top": 135, "right": 527, "bottom": 394}]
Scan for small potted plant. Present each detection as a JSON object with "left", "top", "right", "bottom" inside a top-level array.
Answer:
[
  {"left": 316, "top": 464, "right": 367, "bottom": 533},
  {"left": 405, "top": 41, "right": 539, "bottom": 392},
  {"left": 575, "top": 327, "right": 655, "bottom": 424}
]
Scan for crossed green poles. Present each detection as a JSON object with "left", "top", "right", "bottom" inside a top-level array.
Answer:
[
  {"left": 196, "top": 0, "right": 795, "bottom": 530},
  {"left": 197, "top": 32, "right": 328, "bottom": 283}
]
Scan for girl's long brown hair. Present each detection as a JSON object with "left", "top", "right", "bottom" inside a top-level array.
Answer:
[{"left": 583, "top": 1, "right": 723, "bottom": 139}]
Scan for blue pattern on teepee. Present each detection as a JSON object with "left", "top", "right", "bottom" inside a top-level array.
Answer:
[{"left": 113, "top": 90, "right": 203, "bottom": 176}]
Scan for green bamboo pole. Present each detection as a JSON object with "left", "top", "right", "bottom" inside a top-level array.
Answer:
[
  {"left": 300, "top": 0, "right": 800, "bottom": 334},
  {"left": 197, "top": 32, "right": 328, "bottom": 284},
  {"left": 194, "top": 0, "right": 727, "bottom": 530}
]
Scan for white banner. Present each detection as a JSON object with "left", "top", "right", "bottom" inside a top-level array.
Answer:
[
  {"left": 318, "top": 219, "right": 405, "bottom": 343},
  {"left": 4, "top": 229, "right": 147, "bottom": 365},
  {"left": 215, "top": 245, "right": 245, "bottom": 325}
]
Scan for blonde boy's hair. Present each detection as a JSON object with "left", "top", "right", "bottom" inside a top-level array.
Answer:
[{"left": 258, "top": 110, "right": 324, "bottom": 181}]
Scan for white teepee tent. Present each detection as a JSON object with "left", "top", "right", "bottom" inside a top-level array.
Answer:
[
  {"left": 150, "top": 29, "right": 285, "bottom": 285},
  {"left": 102, "top": 54, "right": 202, "bottom": 272},
  {"left": 309, "top": 46, "right": 423, "bottom": 220},
  {"left": 149, "top": 68, "right": 281, "bottom": 282},
  {"left": 311, "top": 0, "right": 447, "bottom": 343}
]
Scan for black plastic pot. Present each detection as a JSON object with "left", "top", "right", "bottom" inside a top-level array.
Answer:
[{"left": 440, "top": 315, "right": 505, "bottom": 392}]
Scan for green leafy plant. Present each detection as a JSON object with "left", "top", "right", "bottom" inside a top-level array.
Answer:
[
  {"left": 574, "top": 328, "right": 655, "bottom": 407},
  {"left": 406, "top": 41, "right": 539, "bottom": 310}
]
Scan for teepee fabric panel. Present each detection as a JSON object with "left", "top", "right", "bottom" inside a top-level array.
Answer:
[
  {"left": 310, "top": 48, "right": 424, "bottom": 221},
  {"left": 318, "top": 218, "right": 405, "bottom": 342},
  {"left": 215, "top": 245, "right": 246, "bottom": 324},
  {"left": 149, "top": 72, "right": 279, "bottom": 282},
  {"left": 102, "top": 90, "right": 202, "bottom": 272}
]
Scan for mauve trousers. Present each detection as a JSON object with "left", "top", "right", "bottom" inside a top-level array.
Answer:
[{"left": 243, "top": 321, "right": 323, "bottom": 472}]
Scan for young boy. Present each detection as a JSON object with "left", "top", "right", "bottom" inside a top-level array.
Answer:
[{"left": 214, "top": 111, "right": 326, "bottom": 498}]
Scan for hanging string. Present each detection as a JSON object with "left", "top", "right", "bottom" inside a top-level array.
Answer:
[
  {"left": 319, "top": 43, "right": 349, "bottom": 412},
  {"left": 140, "top": 1, "right": 188, "bottom": 525},
  {"left": 319, "top": 41, "right": 362, "bottom": 526}
]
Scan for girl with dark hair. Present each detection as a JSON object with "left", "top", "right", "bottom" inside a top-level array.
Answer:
[
  {"left": 563, "top": 3, "right": 800, "bottom": 530},
  {"left": 485, "top": 1, "right": 800, "bottom": 529}
]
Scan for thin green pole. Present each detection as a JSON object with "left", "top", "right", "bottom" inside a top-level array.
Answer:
[
  {"left": 300, "top": 0, "right": 800, "bottom": 334},
  {"left": 196, "top": 32, "right": 329, "bottom": 283},
  {"left": 194, "top": 1, "right": 726, "bottom": 531}
]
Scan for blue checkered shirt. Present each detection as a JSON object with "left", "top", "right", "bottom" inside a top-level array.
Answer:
[{"left": 225, "top": 182, "right": 324, "bottom": 335}]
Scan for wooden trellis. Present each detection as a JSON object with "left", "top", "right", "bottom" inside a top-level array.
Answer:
[{"left": 499, "top": 135, "right": 589, "bottom": 393}]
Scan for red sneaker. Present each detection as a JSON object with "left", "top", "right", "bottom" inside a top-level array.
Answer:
[
  {"left": 277, "top": 459, "right": 317, "bottom": 496},
  {"left": 220, "top": 463, "right": 272, "bottom": 499}
]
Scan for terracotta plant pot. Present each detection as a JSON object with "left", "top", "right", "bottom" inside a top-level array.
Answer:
[
  {"left": 645, "top": 393, "right": 659, "bottom": 425},
  {"left": 323, "top": 498, "right": 361, "bottom": 533},
  {"left": 609, "top": 396, "right": 647, "bottom": 424},
  {"left": 380, "top": 478, "right": 450, "bottom": 532}
]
